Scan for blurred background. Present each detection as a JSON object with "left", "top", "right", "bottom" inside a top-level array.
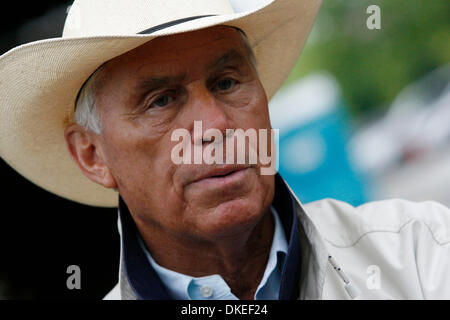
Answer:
[
  {"left": 270, "top": 0, "right": 450, "bottom": 207},
  {"left": 0, "top": 0, "right": 449, "bottom": 299}
]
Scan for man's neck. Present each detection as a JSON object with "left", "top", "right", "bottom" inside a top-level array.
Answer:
[{"left": 136, "top": 207, "right": 274, "bottom": 299}]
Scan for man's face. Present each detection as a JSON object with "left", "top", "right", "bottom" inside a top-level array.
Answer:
[{"left": 95, "top": 26, "right": 275, "bottom": 240}]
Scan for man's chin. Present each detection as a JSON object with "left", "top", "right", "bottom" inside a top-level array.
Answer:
[
  {"left": 183, "top": 167, "right": 257, "bottom": 203},
  {"left": 182, "top": 170, "right": 274, "bottom": 238},
  {"left": 193, "top": 197, "right": 269, "bottom": 239}
]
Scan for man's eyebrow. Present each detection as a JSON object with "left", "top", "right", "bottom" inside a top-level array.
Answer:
[
  {"left": 135, "top": 74, "right": 186, "bottom": 92},
  {"left": 134, "top": 49, "right": 245, "bottom": 93},
  {"left": 206, "top": 49, "right": 247, "bottom": 72}
]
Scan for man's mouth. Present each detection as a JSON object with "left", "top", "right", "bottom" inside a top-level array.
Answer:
[{"left": 187, "top": 165, "right": 253, "bottom": 187}]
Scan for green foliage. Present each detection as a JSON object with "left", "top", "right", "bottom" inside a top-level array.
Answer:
[{"left": 284, "top": 0, "right": 450, "bottom": 118}]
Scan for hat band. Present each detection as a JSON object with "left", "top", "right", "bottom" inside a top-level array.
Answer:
[
  {"left": 138, "top": 14, "right": 217, "bottom": 35},
  {"left": 73, "top": 14, "right": 218, "bottom": 110}
]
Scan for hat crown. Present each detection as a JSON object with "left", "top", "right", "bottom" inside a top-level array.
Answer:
[{"left": 63, "top": 0, "right": 235, "bottom": 37}]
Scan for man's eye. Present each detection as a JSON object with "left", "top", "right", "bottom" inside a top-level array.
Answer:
[
  {"left": 151, "top": 95, "right": 173, "bottom": 108},
  {"left": 215, "top": 78, "right": 236, "bottom": 91}
]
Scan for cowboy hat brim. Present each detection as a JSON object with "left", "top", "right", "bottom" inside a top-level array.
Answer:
[{"left": 0, "top": 0, "right": 321, "bottom": 207}]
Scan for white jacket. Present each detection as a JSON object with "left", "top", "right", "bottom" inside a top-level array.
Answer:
[
  {"left": 303, "top": 197, "right": 450, "bottom": 299},
  {"left": 105, "top": 193, "right": 450, "bottom": 300}
]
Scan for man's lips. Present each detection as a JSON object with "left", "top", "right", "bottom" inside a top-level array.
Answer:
[{"left": 187, "top": 164, "right": 253, "bottom": 186}]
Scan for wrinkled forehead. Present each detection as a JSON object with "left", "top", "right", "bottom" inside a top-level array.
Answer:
[{"left": 101, "top": 26, "right": 249, "bottom": 79}]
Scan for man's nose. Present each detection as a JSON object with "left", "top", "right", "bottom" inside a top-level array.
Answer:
[{"left": 187, "top": 85, "right": 233, "bottom": 144}]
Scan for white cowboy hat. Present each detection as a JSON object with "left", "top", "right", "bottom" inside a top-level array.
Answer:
[{"left": 0, "top": 0, "right": 321, "bottom": 207}]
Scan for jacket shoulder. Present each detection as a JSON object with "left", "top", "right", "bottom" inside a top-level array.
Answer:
[
  {"left": 303, "top": 198, "right": 450, "bottom": 247},
  {"left": 103, "top": 283, "right": 121, "bottom": 300}
]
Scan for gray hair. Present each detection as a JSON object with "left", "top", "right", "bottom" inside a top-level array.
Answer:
[
  {"left": 74, "top": 65, "right": 105, "bottom": 134},
  {"left": 74, "top": 30, "right": 257, "bottom": 134}
]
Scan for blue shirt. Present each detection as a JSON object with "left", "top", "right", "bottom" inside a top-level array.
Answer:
[
  {"left": 137, "top": 206, "right": 288, "bottom": 300},
  {"left": 118, "top": 173, "right": 302, "bottom": 300}
]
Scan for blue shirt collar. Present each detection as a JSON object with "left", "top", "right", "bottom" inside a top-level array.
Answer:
[
  {"left": 137, "top": 206, "right": 288, "bottom": 300},
  {"left": 118, "top": 173, "right": 302, "bottom": 300}
]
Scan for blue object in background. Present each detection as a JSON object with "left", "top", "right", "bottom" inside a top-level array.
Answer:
[{"left": 269, "top": 73, "right": 370, "bottom": 206}]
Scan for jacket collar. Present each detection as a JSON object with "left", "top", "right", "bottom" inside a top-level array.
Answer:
[{"left": 117, "top": 173, "right": 329, "bottom": 300}]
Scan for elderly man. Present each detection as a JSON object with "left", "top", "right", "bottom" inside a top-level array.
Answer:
[{"left": 1, "top": 0, "right": 450, "bottom": 300}]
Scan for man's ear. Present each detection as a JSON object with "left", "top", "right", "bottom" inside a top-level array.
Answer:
[{"left": 64, "top": 123, "right": 118, "bottom": 189}]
